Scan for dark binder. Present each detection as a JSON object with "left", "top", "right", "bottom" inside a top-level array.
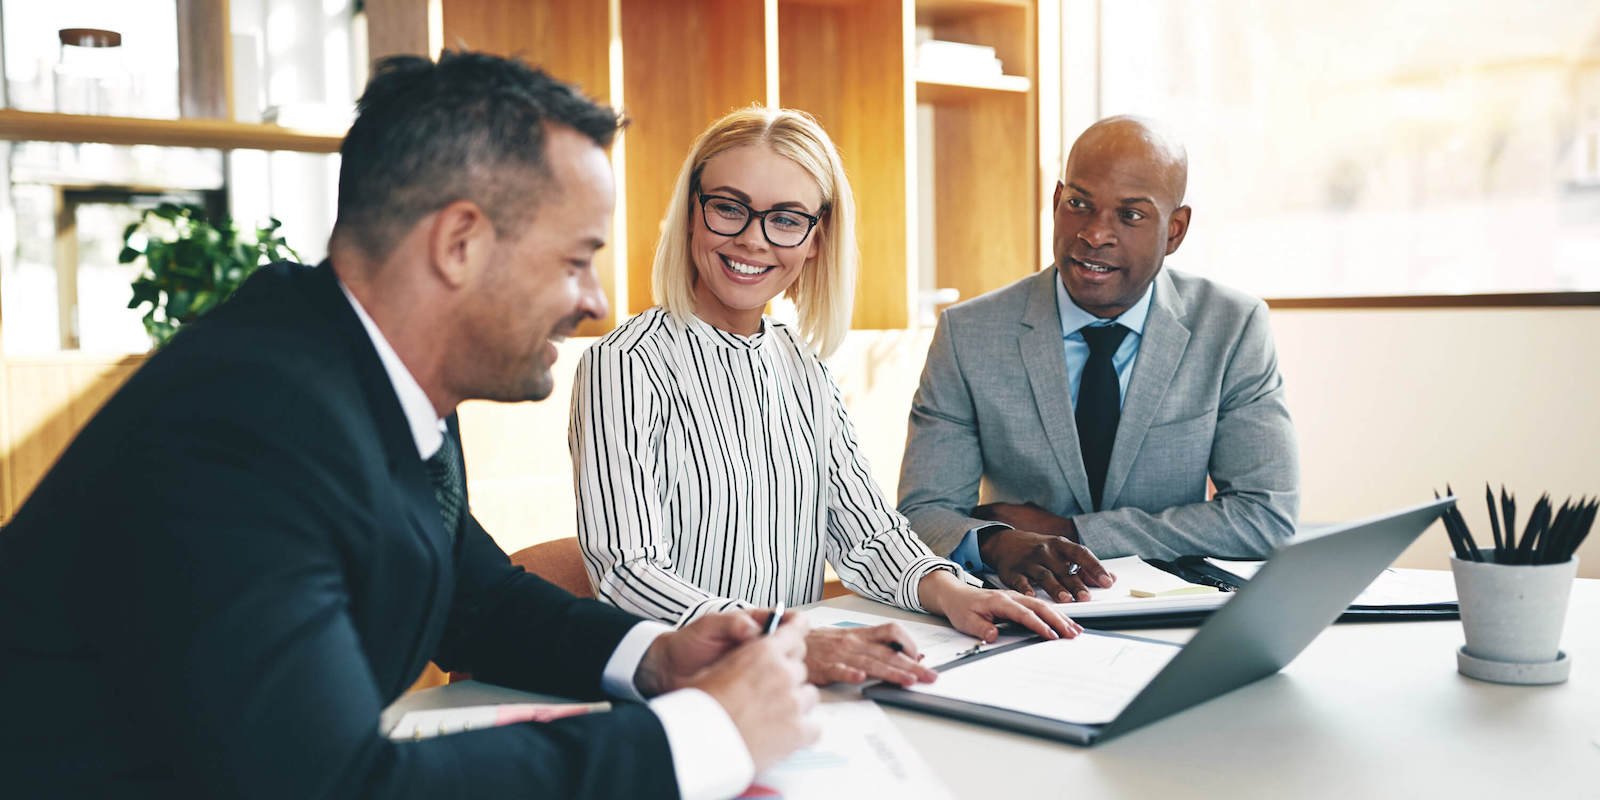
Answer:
[{"left": 1074, "top": 556, "right": 1458, "bottom": 631}]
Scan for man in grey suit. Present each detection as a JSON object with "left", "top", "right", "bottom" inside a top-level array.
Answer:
[{"left": 898, "top": 116, "right": 1299, "bottom": 604}]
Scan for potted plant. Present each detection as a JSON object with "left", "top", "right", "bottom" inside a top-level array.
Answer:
[{"left": 121, "top": 203, "right": 299, "bottom": 348}]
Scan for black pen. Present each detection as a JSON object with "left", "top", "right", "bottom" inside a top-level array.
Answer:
[
  {"left": 764, "top": 601, "right": 785, "bottom": 636},
  {"left": 1486, "top": 485, "right": 1503, "bottom": 557},
  {"left": 1500, "top": 489, "right": 1516, "bottom": 564}
]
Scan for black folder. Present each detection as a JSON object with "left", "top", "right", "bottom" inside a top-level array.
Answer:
[{"left": 1076, "top": 556, "right": 1458, "bottom": 631}]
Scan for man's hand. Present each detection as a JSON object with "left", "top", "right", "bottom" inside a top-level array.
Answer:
[
  {"left": 918, "top": 569, "right": 1083, "bottom": 640},
  {"left": 972, "top": 501, "right": 1075, "bottom": 537},
  {"left": 634, "top": 609, "right": 771, "bottom": 697},
  {"left": 804, "top": 624, "right": 938, "bottom": 686},
  {"left": 687, "top": 617, "right": 820, "bottom": 774},
  {"left": 977, "top": 524, "right": 1114, "bottom": 602}
]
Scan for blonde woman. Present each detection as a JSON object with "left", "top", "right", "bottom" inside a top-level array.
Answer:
[{"left": 571, "top": 107, "right": 1078, "bottom": 687}]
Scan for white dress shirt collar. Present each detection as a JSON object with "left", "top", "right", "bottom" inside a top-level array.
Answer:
[{"left": 338, "top": 280, "right": 446, "bottom": 460}]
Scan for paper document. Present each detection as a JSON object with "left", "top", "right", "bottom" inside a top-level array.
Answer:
[
  {"left": 1045, "top": 556, "right": 1228, "bottom": 618},
  {"left": 387, "top": 702, "right": 609, "bottom": 740},
  {"left": 1202, "top": 557, "right": 1265, "bottom": 581},
  {"left": 801, "top": 606, "right": 1029, "bottom": 667},
  {"left": 907, "top": 631, "right": 1180, "bottom": 724},
  {"left": 1352, "top": 568, "right": 1457, "bottom": 607},
  {"left": 737, "top": 702, "right": 952, "bottom": 800},
  {"left": 1203, "top": 559, "right": 1457, "bottom": 607}
]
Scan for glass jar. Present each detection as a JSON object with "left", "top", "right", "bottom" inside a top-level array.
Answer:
[{"left": 54, "top": 28, "right": 126, "bottom": 116}]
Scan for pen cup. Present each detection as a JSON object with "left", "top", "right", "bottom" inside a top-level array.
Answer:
[{"left": 1449, "top": 551, "right": 1577, "bottom": 683}]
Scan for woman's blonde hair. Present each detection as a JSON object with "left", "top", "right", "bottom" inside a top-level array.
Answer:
[{"left": 650, "top": 106, "right": 856, "bottom": 358}]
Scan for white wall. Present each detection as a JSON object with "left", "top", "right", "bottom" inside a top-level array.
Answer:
[
  {"left": 463, "top": 307, "right": 1600, "bottom": 578},
  {"left": 1273, "top": 306, "right": 1600, "bottom": 576}
]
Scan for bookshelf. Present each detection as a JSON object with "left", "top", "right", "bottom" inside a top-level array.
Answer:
[
  {"left": 0, "top": 109, "right": 343, "bottom": 153},
  {"left": 436, "top": 0, "right": 1051, "bottom": 331}
]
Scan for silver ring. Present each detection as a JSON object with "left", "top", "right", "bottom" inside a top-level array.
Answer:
[{"left": 1067, "top": 562, "right": 1082, "bottom": 577}]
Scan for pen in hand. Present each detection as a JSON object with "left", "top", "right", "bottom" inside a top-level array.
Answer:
[{"left": 764, "top": 600, "right": 786, "bottom": 636}]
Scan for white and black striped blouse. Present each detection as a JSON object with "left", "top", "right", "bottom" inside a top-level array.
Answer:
[{"left": 570, "top": 307, "right": 956, "bottom": 625}]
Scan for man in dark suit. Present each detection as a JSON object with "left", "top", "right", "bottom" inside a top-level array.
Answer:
[{"left": 0, "top": 52, "right": 815, "bottom": 799}]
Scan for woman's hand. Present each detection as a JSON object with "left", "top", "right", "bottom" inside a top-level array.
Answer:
[
  {"left": 918, "top": 569, "right": 1083, "bottom": 642},
  {"left": 803, "top": 623, "right": 939, "bottom": 686}
]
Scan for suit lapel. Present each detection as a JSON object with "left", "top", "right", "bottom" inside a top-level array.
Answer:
[
  {"left": 1019, "top": 269, "right": 1096, "bottom": 514},
  {"left": 1101, "top": 270, "right": 1190, "bottom": 509},
  {"left": 305, "top": 262, "right": 456, "bottom": 566}
]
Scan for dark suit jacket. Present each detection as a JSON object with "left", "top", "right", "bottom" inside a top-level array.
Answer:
[{"left": 0, "top": 262, "right": 676, "bottom": 798}]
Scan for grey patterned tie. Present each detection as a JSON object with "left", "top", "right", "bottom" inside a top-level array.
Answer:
[{"left": 423, "top": 430, "right": 465, "bottom": 538}]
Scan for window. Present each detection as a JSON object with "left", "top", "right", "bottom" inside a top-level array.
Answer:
[
  {"left": 1062, "top": 0, "right": 1600, "bottom": 299},
  {"left": 0, "top": 0, "right": 354, "bottom": 354}
]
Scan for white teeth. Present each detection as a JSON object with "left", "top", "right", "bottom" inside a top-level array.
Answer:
[
  {"left": 724, "top": 256, "right": 773, "bottom": 276},
  {"left": 1079, "top": 259, "right": 1113, "bottom": 273}
]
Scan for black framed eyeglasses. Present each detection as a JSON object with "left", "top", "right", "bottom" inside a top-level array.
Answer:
[{"left": 697, "top": 193, "right": 820, "bottom": 248}]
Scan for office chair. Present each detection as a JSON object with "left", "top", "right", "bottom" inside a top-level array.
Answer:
[{"left": 509, "top": 536, "right": 594, "bottom": 598}]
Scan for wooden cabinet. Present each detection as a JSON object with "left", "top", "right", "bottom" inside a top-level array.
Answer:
[{"left": 438, "top": 0, "right": 1052, "bottom": 332}]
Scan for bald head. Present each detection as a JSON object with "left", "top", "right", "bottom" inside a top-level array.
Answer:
[
  {"left": 1051, "top": 116, "right": 1193, "bottom": 319},
  {"left": 1064, "top": 115, "right": 1188, "bottom": 210}
]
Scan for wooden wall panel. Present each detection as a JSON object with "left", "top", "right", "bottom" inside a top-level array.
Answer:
[
  {"left": 779, "top": 0, "right": 910, "bottom": 329},
  {"left": 442, "top": 0, "right": 611, "bottom": 99},
  {"left": 932, "top": 92, "right": 1037, "bottom": 302},
  {"left": 441, "top": 0, "right": 620, "bottom": 335},
  {"left": 366, "top": 0, "right": 436, "bottom": 63},
  {"left": 620, "top": 0, "right": 769, "bottom": 316},
  {"left": 177, "top": 0, "right": 234, "bottom": 119},
  {"left": 929, "top": 3, "right": 1040, "bottom": 303}
]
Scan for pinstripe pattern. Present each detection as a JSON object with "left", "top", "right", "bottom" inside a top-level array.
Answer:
[{"left": 571, "top": 307, "right": 953, "bottom": 625}]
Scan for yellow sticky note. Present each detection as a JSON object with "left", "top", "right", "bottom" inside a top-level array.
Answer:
[{"left": 1128, "top": 585, "right": 1222, "bottom": 598}]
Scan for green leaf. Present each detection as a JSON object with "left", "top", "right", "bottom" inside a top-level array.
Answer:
[
  {"left": 167, "top": 290, "right": 193, "bottom": 320},
  {"left": 126, "top": 201, "right": 298, "bottom": 348}
]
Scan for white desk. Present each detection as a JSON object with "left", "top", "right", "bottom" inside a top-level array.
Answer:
[
  {"left": 390, "top": 577, "right": 1600, "bottom": 798},
  {"left": 829, "top": 579, "right": 1600, "bottom": 798}
]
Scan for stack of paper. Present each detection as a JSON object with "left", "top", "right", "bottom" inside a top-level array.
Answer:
[
  {"left": 386, "top": 702, "right": 608, "bottom": 740},
  {"left": 906, "top": 631, "right": 1180, "bottom": 725},
  {"left": 1201, "top": 558, "right": 1458, "bottom": 607},
  {"left": 801, "top": 606, "right": 1030, "bottom": 667},
  {"left": 1046, "top": 556, "right": 1229, "bottom": 618}
]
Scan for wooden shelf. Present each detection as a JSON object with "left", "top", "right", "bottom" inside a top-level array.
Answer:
[
  {"left": 0, "top": 109, "right": 344, "bottom": 153},
  {"left": 917, "top": 0, "right": 1028, "bottom": 25},
  {"left": 918, "top": 0, "right": 1028, "bottom": 12},
  {"left": 916, "top": 74, "right": 1031, "bottom": 103}
]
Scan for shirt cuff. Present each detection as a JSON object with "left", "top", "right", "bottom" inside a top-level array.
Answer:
[
  {"left": 948, "top": 523, "right": 1010, "bottom": 574},
  {"left": 649, "top": 688, "right": 755, "bottom": 800},
  {"left": 898, "top": 557, "right": 963, "bottom": 613},
  {"left": 600, "top": 620, "right": 674, "bottom": 703}
]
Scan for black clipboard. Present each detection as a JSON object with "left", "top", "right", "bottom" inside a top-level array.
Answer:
[
  {"left": 982, "top": 557, "right": 1458, "bottom": 631},
  {"left": 862, "top": 630, "right": 1182, "bottom": 746}
]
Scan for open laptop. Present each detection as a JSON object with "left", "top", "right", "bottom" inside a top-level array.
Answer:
[{"left": 864, "top": 497, "right": 1452, "bottom": 745}]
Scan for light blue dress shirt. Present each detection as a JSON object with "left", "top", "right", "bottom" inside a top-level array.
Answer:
[{"left": 947, "top": 274, "right": 1155, "bottom": 573}]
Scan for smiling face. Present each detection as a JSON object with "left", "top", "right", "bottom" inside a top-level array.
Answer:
[
  {"left": 1052, "top": 119, "right": 1191, "bottom": 319},
  {"left": 689, "top": 144, "right": 823, "bottom": 334},
  {"left": 462, "top": 125, "right": 613, "bottom": 402}
]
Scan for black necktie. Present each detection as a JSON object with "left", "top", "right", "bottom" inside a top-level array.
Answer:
[
  {"left": 424, "top": 429, "right": 465, "bottom": 538},
  {"left": 1076, "top": 323, "right": 1130, "bottom": 512}
]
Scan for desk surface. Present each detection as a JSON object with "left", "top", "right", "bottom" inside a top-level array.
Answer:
[{"left": 390, "top": 577, "right": 1600, "bottom": 797}]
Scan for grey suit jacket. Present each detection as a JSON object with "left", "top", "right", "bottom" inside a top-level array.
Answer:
[{"left": 898, "top": 267, "right": 1299, "bottom": 561}]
